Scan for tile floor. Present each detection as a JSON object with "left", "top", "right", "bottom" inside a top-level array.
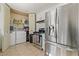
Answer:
[{"left": 0, "top": 42, "right": 44, "bottom": 56}]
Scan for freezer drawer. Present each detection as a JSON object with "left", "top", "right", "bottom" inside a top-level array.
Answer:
[{"left": 45, "top": 41, "right": 57, "bottom": 56}]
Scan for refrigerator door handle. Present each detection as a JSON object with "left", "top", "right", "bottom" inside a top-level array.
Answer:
[
  {"left": 55, "top": 8, "right": 57, "bottom": 39},
  {"left": 49, "top": 26, "right": 51, "bottom": 35}
]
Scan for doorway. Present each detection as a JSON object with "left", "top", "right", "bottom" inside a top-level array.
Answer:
[{"left": 10, "top": 11, "right": 29, "bottom": 46}]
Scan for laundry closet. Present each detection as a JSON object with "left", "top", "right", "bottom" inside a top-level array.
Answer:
[{"left": 10, "top": 9, "right": 29, "bottom": 46}]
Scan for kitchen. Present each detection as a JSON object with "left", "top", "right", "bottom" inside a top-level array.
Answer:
[{"left": 0, "top": 3, "right": 79, "bottom": 56}]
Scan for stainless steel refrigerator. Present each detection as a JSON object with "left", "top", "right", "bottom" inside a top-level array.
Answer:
[{"left": 45, "top": 4, "right": 79, "bottom": 56}]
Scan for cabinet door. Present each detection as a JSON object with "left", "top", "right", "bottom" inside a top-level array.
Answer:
[
  {"left": 41, "top": 12, "right": 45, "bottom": 20},
  {"left": 36, "top": 13, "right": 40, "bottom": 21},
  {"left": 36, "top": 12, "right": 45, "bottom": 21},
  {"left": 16, "top": 31, "right": 26, "bottom": 44},
  {"left": 10, "top": 32, "right": 16, "bottom": 46}
]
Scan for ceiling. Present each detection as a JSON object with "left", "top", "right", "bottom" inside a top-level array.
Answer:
[{"left": 8, "top": 3, "right": 60, "bottom": 13}]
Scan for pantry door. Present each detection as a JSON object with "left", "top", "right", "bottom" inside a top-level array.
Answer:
[{"left": 1, "top": 4, "right": 11, "bottom": 52}]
